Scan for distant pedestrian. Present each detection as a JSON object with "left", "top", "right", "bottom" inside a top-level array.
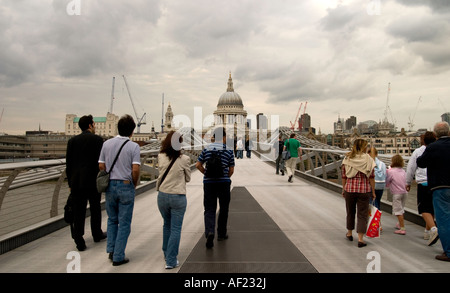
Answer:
[
  {"left": 66, "top": 115, "right": 105, "bottom": 251},
  {"left": 417, "top": 121, "right": 450, "bottom": 262},
  {"left": 342, "top": 139, "right": 376, "bottom": 247},
  {"left": 196, "top": 127, "right": 235, "bottom": 249},
  {"left": 274, "top": 134, "right": 285, "bottom": 175},
  {"left": 406, "top": 131, "right": 437, "bottom": 244},
  {"left": 236, "top": 137, "right": 244, "bottom": 159},
  {"left": 157, "top": 131, "right": 191, "bottom": 269},
  {"left": 245, "top": 136, "right": 252, "bottom": 158},
  {"left": 283, "top": 133, "right": 301, "bottom": 182},
  {"left": 386, "top": 154, "right": 407, "bottom": 235},
  {"left": 368, "top": 147, "right": 386, "bottom": 210},
  {"left": 98, "top": 114, "right": 141, "bottom": 266}
]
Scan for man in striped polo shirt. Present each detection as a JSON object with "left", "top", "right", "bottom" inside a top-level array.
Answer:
[{"left": 196, "top": 127, "right": 235, "bottom": 248}]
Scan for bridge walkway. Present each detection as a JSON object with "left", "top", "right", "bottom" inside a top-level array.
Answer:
[{"left": 0, "top": 155, "right": 447, "bottom": 274}]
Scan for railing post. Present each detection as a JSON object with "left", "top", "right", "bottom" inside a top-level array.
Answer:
[
  {"left": 50, "top": 169, "right": 67, "bottom": 217},
  {"left": 0, "top": 168, "right": 22, "bottom": 212}
]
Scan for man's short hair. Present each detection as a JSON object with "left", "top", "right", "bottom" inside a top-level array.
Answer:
[
  {"left": 78, "top": 115, "right": 93, "bottom": 131},
  {"left": 290, "top": 133, "right": 296, "bottom": 138},
  {"left": 213, "top": 127, "right": 226, "bottom": 141},
  {"left": 118, "top": 114, "right": 136, "bottom": 137}
]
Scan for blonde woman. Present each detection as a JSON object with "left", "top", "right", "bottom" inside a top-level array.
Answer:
[{"left": 342, "top": 139, "right": 376, "bottom": 247}]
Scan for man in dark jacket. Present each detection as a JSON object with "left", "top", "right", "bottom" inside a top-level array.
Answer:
[
  {"left": 417, "top": 121, "right": 450, "bottom": 262},
  {"left": 66, "top": 115, "right": 106, "bottom": 251}
]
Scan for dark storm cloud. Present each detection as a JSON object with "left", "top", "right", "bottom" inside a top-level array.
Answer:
[
  {"left": 163, "top": 0, "right": 264, "bottom": 59},
  {"left": 1, "top": 0, "right": 448, "bottom": 134},
  {"left": 395, "top": 0, "right": 450, "bottom": 13},
  {"left": 0, "top": 1, "right": 162, "bottom": 86},
  {"left": 386, "top": 6, "right": 450, "bottom": 70}
]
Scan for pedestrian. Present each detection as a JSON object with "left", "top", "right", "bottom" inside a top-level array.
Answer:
[
  {"left": 157, "top": 131, "right": 191, "bottom": 269},
  {"left": 66, "top": 115, "right": 106, "bottom": 251},
  {"left": 406, "top": 131, "right": 438, "bottom": 244},
  {"left": 245, "top": 136, "right": 252, "bottom": 158},
  {"left": 236, "top": 137, "right": 244, "bottom": 159},
  {"left": 98, "top": 114, "right": 141, "bottom": 266},
  {"left": 274, "top": 134, "right": 285, "bottom": 175},
  {"left": 283, "top": 133, "right": 301, "bottom": 182},
  {"left": 195, "top": 127, "right": 235, "bottom": 249},
  {"left": 386, "top": 154, "right": 408, "bottom": 235},
  {"left": 417, "top": 121, "right": 450, "bottom": 262},
  {"left": 342, "top": 139, "right": 376, "bottom": 247},
  {"left": 368, "top": 147, "right": 386, "bottom": 210}
]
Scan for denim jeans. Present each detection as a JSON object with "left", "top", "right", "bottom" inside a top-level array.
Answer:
[
  {"left": 237, "top": 150, "right": 243, "bottom": 159},
  {"left": 203, "top": 181, "right": 231, "bottom": 238},
  {"left": 275, "top": 154, "right": 285, "bottom": 174},
  {"left": 370, "top": 189, "right": 384, "bottom": 210},
  {"left": 105, "top": 180, "right": 135, "bottom": 262},
  {"left": 157, "top": 192, "right": 187, "bottom": 267},
  {"left": 433, "top": 188, "right": 450, "bottom": 256}
]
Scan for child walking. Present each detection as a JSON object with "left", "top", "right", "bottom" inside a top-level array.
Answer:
[{"left": 386, "top": 154, "right": 408, "bottom": 235}]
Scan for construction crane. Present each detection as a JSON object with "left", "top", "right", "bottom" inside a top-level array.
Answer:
[
  {"left": 122, "top": 75, "right": 146, "bottom": 133},
  {"left": 438, "top": 98, "right": 447, "bottom": 112},
  {"left": 383, "top": 82, "right": 397, "bottom": 131},
  {"left": 299, "top": 101, "right": 308, "bottom": 131},
  {"left": 109, "top": 77, "right": 115, "bottom": 114},
  {"left": 0, "top": 108, "right": 3, "bottom": 126},
  {"left": 290, "top": 102, "right": 303, "bottom": 130},
  {"left": 407, "top": 96, "right": 421, "bottom": 131}
]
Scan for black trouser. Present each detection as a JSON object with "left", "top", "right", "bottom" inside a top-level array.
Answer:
[
  {"left": 71, "top": 189, "right": 103, "bottom": 242},
  {"left": 203, "top": 181, "right": 231, "bottom": 238}
]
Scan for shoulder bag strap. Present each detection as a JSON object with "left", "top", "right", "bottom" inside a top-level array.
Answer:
[
  {"left": 108, "top": 140, "right": 129, "bottom": 173},
  {"left": 159, "top": 156, "right": 178, "bottom": 187}
]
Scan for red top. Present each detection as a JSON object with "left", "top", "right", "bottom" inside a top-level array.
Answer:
[{"left": 342, "top": 165, "right": 374, "bottom": 193}]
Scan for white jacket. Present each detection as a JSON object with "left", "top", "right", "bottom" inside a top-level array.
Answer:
[
  {"left": 406, "top": 145, "right": 427, "bottom": 185},
  {"left": 157, "top": 153, "right": 191, "bottom": 194}
]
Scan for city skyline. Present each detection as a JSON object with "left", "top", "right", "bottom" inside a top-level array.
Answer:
[{"left": 1, "top": 1, "right": 449, "bottom": 135}]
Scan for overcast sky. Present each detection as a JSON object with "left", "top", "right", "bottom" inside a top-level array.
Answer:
[{"left": 1, "top": 0, "right": 449, "bottom": 135}]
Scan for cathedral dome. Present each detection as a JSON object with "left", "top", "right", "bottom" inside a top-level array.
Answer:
[
  {"left": 217, "top": 73, "right": 244, "bottom": 107},
  {"left": 218, "top": 91, "right": 243, "bottom": 107}
]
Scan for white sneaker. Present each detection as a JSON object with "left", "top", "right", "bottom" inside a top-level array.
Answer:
[
  {"left": 165, "top": 260, "right": 180, "bottom": 269},
  {"left": 428, "top": 228, "right": 439, "bottom": 246},
  {"left": 424, "top": 229, "right": 430, "bottom": 240}
]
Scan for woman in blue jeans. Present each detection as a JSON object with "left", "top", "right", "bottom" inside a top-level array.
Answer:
[{"left": 157, "top": 131, "right": 191, "bottom": 269}]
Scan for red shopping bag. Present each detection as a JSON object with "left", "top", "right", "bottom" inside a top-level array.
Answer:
[{"left": 366, "top": 204, "right": 382, "bottom": 238}]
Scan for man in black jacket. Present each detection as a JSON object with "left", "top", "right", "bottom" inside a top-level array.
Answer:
[
  {"left": 66, "top": 115, "right": 106, "bottom": 251},
  {"left": 417, "top": 121, "right": 450, "bottom": 262}
]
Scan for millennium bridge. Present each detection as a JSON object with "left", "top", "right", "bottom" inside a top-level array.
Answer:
[{"left": 0, "top": 127, "right": 447, "bottom": 278}]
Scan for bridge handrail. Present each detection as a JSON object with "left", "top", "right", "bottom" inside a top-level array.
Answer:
[{"left": 0, "top": 143, "right": 206, "bottom": 252}]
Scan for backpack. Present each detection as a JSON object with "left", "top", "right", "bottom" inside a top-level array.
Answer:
[{"left": 205, "top": 149, "right": 224, "bottom": 178}]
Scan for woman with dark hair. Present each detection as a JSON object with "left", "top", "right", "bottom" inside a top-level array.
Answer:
[
  {"left": 342, "top": 139, "right": 376, "bottom": 247},
  {"left": 157, "top": 131, "right": 191, "bottom": 269}
]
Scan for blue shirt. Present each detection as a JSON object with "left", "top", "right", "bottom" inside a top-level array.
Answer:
[{"left": 197, "top": 142, "right": 235, "bottom": 183}]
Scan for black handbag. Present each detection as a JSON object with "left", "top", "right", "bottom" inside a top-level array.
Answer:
[
  {"left": 63, "top": 193, "right": 74, "bottom": 223},
  {"left": 96, "top": 140, "right": 129, "bottom": 193}
]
